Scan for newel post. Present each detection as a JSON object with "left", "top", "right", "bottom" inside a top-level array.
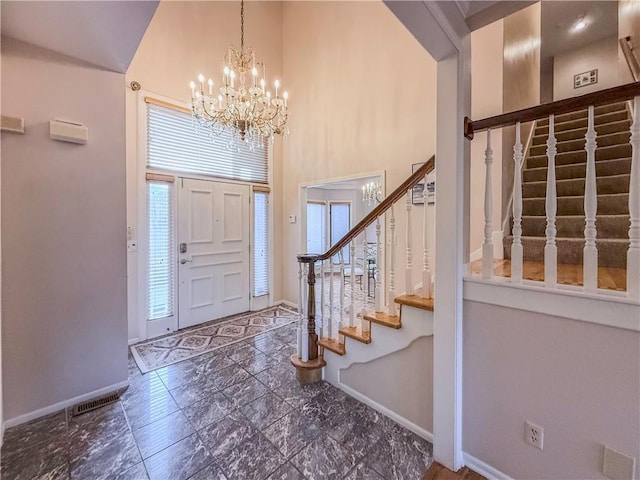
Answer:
[{"left": 291, "top": 254, "right": 326, "bottom": 384}]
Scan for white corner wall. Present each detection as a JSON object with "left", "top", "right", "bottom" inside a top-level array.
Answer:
[
  {"left": 463, "top": 300, "right": 640, "bottom": 479},
  {"left": 553, "top": 36, "right": 621, "bottom": 101},
  {"left": 1, "top": 37, "right": 128, "bottom": 422}
]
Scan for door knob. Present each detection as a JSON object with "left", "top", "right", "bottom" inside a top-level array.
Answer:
[{"left": 180, "top": 258, "right": 192, "bottom": 264}]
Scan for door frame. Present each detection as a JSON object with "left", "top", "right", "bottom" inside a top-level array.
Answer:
[
  {"left": 131, "top": 90, "right": 275, "bottom": 342},
  {"left": 328, "top": 200, "right": 352, "bottom": 265}
]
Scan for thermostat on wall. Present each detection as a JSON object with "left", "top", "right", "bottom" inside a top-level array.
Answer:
[{"left": 49, "top": 119, "right": 88, "bottom": 145}]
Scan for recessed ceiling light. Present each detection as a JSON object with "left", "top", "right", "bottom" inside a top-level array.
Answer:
[{"left": 573, "top": 20, "right": 587, "bottom": 31}]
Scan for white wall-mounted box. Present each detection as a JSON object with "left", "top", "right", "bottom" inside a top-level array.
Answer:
[{"left": 49, "top": 119, "right": 88, "bottom": 145}]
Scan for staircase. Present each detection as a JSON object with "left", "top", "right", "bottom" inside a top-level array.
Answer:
[{"left": 504, "top": 101, "right": 632, "bottom": 268}]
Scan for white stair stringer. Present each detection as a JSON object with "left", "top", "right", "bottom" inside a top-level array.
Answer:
[{"left": 323, "top": 305, "right": 434, "bottom": 384}]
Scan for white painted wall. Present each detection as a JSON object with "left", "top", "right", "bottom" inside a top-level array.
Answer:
[
  {"left": 470, "top": 20, "right": 503, "bottom": 258},
  {"left": 1, "top": 37, "right": 128, "bottom": 422},
  {"left": 553, "top": 36, "right": 621, "bottom": 101},
  {"left": 281, "top": 1, "right": 437, "bottom": 305},
  {"left": 463, "top": 300, "right": 640, "bottom": 479},
  {"left": 125, "top": 1, "right": 283, "bottom": 343},
  {"left": 342, "top": 335, "right": 433, "bottom": 434}
]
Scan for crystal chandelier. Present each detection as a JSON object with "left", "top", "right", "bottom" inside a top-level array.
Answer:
[
  {"left": 362, "top": 180, "right": 383, "bottom": 206},
  {"left": 189, "top": 0, "right": 289, "bottom": 148}
]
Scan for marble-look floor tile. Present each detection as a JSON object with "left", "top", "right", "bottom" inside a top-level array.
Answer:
[
  {"left": 123, "top": 387, "right": 181, "bottom": 431},
  {"left": 192, "top": 351, "right": 236, "bottom": 376},
  {"left": 69, "top": 403, "right": 130, "bottom": 462},
  {"left": 254, "top": 363, "right": 294, "bottom": 390},
  {"left": 188, "top": 462, "right": 228, "bottom": 480},
  {"left": 290, "top": 434, "right": 356, "bottom": 480},
  {"left": 224, "top": 344, "right": 264, "bottom": 364},
  {"left": 273, "top": 378, "right": 329, "bottom": 408},
  {"left": 334, "top": 413, "right": 383, "bottom": 467},
  {"left": 198, "top": 411, "right": 259, "bottom": 459},
  {"left": 266, "top": 462, "right": 305, "bottom": 480},
  {"left": 263, "top": 412, "right": 321, "bottom": 459},
  {"left": 182, "top": 392, "right": 235, "bottom": 430},
  {"left": 221, "top": 376, "right": 270, "bottom": 408},
  {"left": 121, "top": 372, "right": 165, "bottom": 404},
  {"left": 236, "top": 351, "right": 282, "bottom": 375},
  {"left": 240, "top": 392, "right": 293, "bottom": 430},
  {"left": 300, "top": 388, "right": 349, "bottom": 429},
  {"left": 113, "top": 462, "right": 149, "bottom": 480},
  {"left": 144, "top": 433, "right": 212, "bottom": 480},
  {"left": 132, "top": 410, "right": 195, "bottom": 459},
  {"left": 169, "top": 377, "right": 219, "bottom": 409},
  {"left": 0, "top": 436, "right": 69, "bottom": 480},
  {"left": 210, "top": 364, "right": 252, "bottom": 391},
  {"left": 216, "top": 432, "right": 287, "bottom": 480},
  {"left": 155, "top": 360, "right": 204, "bottom": 390},
  {"left": 344, "top": 462, "right": 384, "bottom": 480},
  {"left": 363, "top": 424, "right": 432, "bottom": 480},
  {"left": 1, "top": 410, "right": 67, "bottom": 457},
  {"left": 70, "top": 428, "right": 141, "bottom": 480}
]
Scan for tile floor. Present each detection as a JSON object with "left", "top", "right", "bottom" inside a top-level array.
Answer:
[{"left": 1, "top": 323, "right": 433, "bottom": 480}]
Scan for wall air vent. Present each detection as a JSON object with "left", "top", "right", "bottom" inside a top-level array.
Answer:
[{"left": 71, "top": 390, "right": 123, "bottom": 417}]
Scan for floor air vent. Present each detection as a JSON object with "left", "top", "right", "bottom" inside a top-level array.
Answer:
[{"left": 71, "top": 390, "right": 123, "bottom": 417}]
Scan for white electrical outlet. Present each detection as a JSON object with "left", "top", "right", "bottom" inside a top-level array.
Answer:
[{"left": 525, "top": 421, "right": 544, "bottom": 450}]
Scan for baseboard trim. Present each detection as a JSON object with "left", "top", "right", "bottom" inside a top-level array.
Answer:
[
  {"left": 3, "top": 380, "right": 130, "bottom": 430},
  {"left": 463, "top": 453, "right": 513, "bottom": 480},
  {"left": 275, "top": 299, "right": 298, "bottom": 310},
  {"left": 337, "top": 382, "right": 434, "bottom": 443},
  {"left": 128, "top": 337, "right": 140, "bottom": 346}
]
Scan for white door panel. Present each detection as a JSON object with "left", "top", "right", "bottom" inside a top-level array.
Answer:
[{"left": 178, "top": 178, "right": 250, "bottom": 329}]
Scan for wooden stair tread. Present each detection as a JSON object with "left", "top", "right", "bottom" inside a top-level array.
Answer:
[
  {"left": 318, "top": 338, "right": 345, "bottom": 356},
  {"left": 339, "top": 325, "right": 372, "bottom": 344},
  {"left": 364, "top": 311, "right": 401, "bottom": 329},
  {"left": 395, "top": 294, "right": 434, "bottom": 311},
  {"left": 423, "top": 462, "right": 486, "bottom": 480}
]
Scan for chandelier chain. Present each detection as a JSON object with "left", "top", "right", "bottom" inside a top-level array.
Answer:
[{"left": 240, "top": 0, "right": 244, "bottom": 52}]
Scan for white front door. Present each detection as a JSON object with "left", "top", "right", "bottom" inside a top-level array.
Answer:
[{"left": 178, "top": 178, "right": 250, "bottom": 329}]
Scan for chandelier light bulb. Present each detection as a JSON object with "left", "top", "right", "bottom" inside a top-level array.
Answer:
[
  {"left": 224, "top": 66, "right": 230, "bottom": 75},
  {"left": 208, "top": 78, "right": 214, "bottom": 95},
  {"left": 252, "top": 67, "right": 258, "bottom": 77},
  {"left": 189, "top": 81, "right": 196, "bottom": 98}
]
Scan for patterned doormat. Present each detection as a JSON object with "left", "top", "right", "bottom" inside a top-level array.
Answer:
[{"left": 130, "top": 305, "right": 299, "bottom": 373}]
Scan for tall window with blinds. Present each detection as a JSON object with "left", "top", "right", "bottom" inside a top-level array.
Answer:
[
  {"left": 146, "top": 102, "right": 268, "bottom": 183},
  {"left": 253, "top": 191, "right": 269, "bottom": 297},
  {"left": 147, "top": 181, "right": 175, "bottom": 320}
]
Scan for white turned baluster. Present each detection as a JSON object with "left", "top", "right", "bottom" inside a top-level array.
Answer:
[
  {"left": 328, "top": 260, "right": 334, "bottom": 338},
  {"left": 389, "top": 205, "right": 397, "bottom": 316},
  {"left": 375, "top": 217, "right": 383, "bottom": 312},
  {"left": 350, "top": 240, "right": 356, "bottom": 327},
  {"left": 301, "top": 263, "right": 309, "bottom": 362},
  {"left": 319, "top": 260, "right": 325, "bottom": 338},
  {"left": 362, "top": 238, "right": 369, "bottom": 326},
  {"left": 405, "top": 190, "right": 413, "bottom": 295},
  {"left": 583, "top": 106, "right": 598, "bottom": 293},
  {"left": 545, "top": 115, "right": 558, "bottom": 288},
  {"left": 511, "top": 122, "right": 524, "bottom": 284},
  {"left": 340, "top": 251, "right": 346, "bottom": 328},
  {"left": 297, "top": 262, "right": 303, "bottom": 357},
  {"left": 422, "top": 173, "right": 432, "bottom": 298},
  {"left": 628, "top": 96, "right": 640, "bottom": 300},
  {"left": 482, "top": 129, "right": 494, "bottom": 279}
]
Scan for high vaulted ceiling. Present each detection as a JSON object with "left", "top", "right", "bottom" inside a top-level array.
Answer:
[
  {"left": 1, "top": 1, "right": 159, "bottom": 73},
  {"left": 454, "top": 0, "right": 537, "bottom": 31}
]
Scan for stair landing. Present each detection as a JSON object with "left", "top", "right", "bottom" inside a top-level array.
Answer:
[{"left": 469, "top": 259, "right": 626, "bottom": 291}]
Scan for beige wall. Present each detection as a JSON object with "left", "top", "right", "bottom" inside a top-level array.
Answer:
[
  {"left": 463, "top": 301, "right": 640, "bottom": 479},
  {"left": 501, "top": 3, "right": 540, "bottom": 223},
  {"left": 125, "top": 1, "right": 284, "bottom": 340},
  {"left": 1, "top": 37, "right": 128, "bottom": 421},
  {"left": 281, "top": 1, "right": 437, "bottom": 303},
  {"left": 470, "top": 20, "right": 503, "bottom": 258},
  {"left": 554, "top": 37, "right": 621, "bottom": 101},
  {"left": 342, "top": 336, "right": 433, "bottom": 433}
]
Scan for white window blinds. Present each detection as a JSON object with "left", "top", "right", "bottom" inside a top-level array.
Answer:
[
  {"left": 147, "top": 102, "right": 268, "bottom": 183},
  {"left": 147, "top": 182, "right": 175, "bottom": 320},
  {"left": 253, "top": 192, "right": 269, "bottom": 297}
]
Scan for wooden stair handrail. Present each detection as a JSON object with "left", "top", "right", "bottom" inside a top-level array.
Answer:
[
  {"left": 464, "top": 81, "right": 640, "bottom": 140},
  {"left": 317, "top": 155, "right": 435, "bottom": 262}
]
